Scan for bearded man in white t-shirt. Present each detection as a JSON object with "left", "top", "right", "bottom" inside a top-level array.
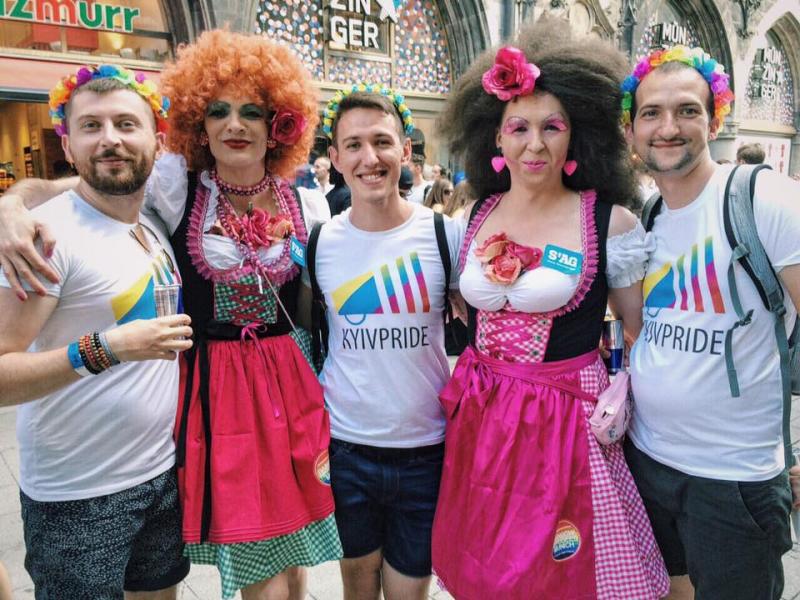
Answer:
[
  {"left": 621, "top": 47, "right": 800, "bottom": 600},
  {"left": 0, "top": 69, "right": 192, "bottom": 599},
  {"left": 310, "top": 90, "right": 462, "bottom": 600}
]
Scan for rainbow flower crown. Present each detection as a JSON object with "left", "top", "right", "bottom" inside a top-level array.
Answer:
[
  {"left": 322, "top": 83, "right": 414, "bottom": 139},
  {"left": 49, "top": 65, "right": 170, "bottom": 137},
  {"left": 620, "top": 45, "right": 734, "bottom": 125}
]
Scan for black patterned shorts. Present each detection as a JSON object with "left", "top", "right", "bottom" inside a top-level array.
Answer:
[{"left": 20, "top": 467, "right": 189, "bottom": 600}]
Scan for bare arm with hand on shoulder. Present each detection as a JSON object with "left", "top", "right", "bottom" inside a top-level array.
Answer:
[
  {"left": 0, "top": 286, "right": 193, "bottom": 407},
  {"left": 0, "top": 176, "right": 78, "bottom": 298}
]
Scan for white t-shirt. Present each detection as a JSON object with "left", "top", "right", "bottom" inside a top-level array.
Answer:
[
  {"left": 315, "top": 204, "right": 463, "bottom": 447},
  {"left": 630, "top": 165, "right": 800, "bottom": 481},
  {"left": 407, "top": 182, "right": 428, "bottom": 205},
  {"left": 0, "top": 191, "right": 180, "bottom": 501}
]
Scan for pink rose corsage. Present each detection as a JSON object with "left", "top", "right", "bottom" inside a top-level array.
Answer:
[
  {"left": 482, "top": 46, "right": 541, "bottom": 101},
  {"left": 271, "top": 108, "right": 307, "bottom": 146},
  {"left": 475, "top": 232, "right": 542, "bottom": 285}
]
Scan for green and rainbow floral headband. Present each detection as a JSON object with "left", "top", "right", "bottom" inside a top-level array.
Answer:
[
  {"left": 49, "top": 65, "right": 170, "bottom": 137},
  {"left": 322, "top": 83, "right": 414, "bottom": 139},
  {"left": 620, "top": 45, "right": 734, "bottom": 126}
]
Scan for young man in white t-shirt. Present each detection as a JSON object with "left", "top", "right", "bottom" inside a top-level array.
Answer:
[
  {"left": 0, "top": 70, "right": 192, "bottom": 599},
  {"left": 406, "top": 155, "right": 429, "bottom": 205},
  {"left": 623, "top": 48, "right": 800, "bottom": 599},
  {"left": 313, "top": 90, "right": 461, "bottom": 600}
]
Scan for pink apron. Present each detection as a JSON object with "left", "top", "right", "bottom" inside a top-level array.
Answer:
[{"left": 432, "top": 347, "right": 600, "bottom": 599}]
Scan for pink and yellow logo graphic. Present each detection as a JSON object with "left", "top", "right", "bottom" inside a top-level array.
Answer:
[
  {"left": 332, "top": 252, "right": 431, "bottom": 324},
  {"left": 644, "top": 236, "right": 725, "bottom": 316},
  {"left": 552, "top": 520, "right": 581, "bottom": 561}
]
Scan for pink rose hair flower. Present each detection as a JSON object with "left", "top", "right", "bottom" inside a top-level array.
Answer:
[
  {"left": 482, "top": 46, "right": 541, "bottom": 102},
  {"left": 271, "top": 108, "right": 307, "bottom": 146},
  {"left": 475, "top": 232, "right": 542, "bottom": 285}
]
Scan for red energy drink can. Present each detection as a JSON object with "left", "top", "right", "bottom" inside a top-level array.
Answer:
[{"left": 603, "top": 318, "right": 624, "bottom": 374}]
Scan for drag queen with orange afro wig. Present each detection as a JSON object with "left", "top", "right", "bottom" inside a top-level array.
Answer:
[{"left": 149, "top": 30, "right": 341, "bottom": 599}]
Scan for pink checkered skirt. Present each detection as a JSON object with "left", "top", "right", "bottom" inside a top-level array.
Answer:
[{"left": 432, "top": 347, "right": 669, "bottom": 600}]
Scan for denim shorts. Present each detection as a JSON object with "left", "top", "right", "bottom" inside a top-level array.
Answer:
[
  {"left": 329, "top": 438, "right": 444, "bottom": 578},
  {"left": 625, "top": 440, "right": 792, "bottom": 600},
  {"left": 20, "top": 467, "right": 189, "bottom": 600}
]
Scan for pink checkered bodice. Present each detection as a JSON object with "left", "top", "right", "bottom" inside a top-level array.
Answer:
[{"left": 474, "top": 308, "right": 554, "bottom": 363}]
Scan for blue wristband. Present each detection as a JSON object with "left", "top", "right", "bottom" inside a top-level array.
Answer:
[{"left": 67, "top": 341, "right": 92, "bottom": 377}]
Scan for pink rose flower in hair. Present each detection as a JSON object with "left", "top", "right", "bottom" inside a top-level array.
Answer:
[{"left": 482, "top": 46, "right": 541, "bottom": 101}]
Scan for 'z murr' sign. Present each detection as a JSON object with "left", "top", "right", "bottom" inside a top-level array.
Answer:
[
  {"left": 328, "top": 0, "right": 398, "bottom": 51},
  {"left": 1, "top": 0, "right": 141, "bottom": 33}
]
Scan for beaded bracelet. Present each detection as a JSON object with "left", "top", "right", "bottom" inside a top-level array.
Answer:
[
  {"left": 77, "top": 335, "right": 102, "bottom": 375},
  {"left": 68, "top": 332, "right": 121, "bottom": 377},
  {"left": 90, "top": 333, "right": 111, "bottom": 371}
]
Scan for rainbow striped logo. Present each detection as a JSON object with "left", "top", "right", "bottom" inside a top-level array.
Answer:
[
  {"left": 644, "top": 236, "right": 726, "bottom": 317},
  {"left": 552, "top": 520, "right": 581, "bottom": 561},
  {"left": 332, "top": 252, "right": 431, "bottom": 324}
]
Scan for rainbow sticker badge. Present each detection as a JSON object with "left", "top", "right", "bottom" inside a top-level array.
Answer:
[
  {"left": 552, "top": 520, "right": 581, "bottom": 561},
  {"left": 314, "top": 450, "right": 331, "bottom": 486}
]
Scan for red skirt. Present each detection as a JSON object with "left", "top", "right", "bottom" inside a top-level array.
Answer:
[{"left": 176, "top": 334, "right": 334, "bottom": 544}]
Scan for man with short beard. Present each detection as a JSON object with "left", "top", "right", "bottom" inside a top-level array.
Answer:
[
  {"left": 0, "top": 67, "right": 192, "bottom": 599},
  {"left": 623, "top": 47, "right": 800, "bottom": 600}
]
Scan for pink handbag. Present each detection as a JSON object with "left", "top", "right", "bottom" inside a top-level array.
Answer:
[{"left": 589, "top": 370, "right": 632, "bottom": 446}]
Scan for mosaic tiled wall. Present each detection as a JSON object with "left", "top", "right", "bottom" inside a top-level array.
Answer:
[
  {"left": 253, "top": 0, "right": 451, "bottom": 94},
  {"left": 254, "top": 0, "right": 325, "bottom": 79},
  {"left": 395, "top": 0, "right": 450, "bottom": 94},
  {"left": 743, "top": 37, "right": 795, "bottom": 126}
]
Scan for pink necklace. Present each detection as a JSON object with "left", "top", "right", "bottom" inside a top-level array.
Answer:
[
  {"left": 211, "top": 169, "right": 271, "bottom": 197},
  {"left": 215, "top": 174, "right": 298, "bottom": 289}
]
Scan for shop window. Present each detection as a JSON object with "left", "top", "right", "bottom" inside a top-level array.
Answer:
[{"left": 0, "top": 0, "right": 172, "bottom": 62}]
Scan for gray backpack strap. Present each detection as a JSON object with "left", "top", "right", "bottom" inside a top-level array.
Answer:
[
  {"left": 640, "top": 191, "right": 663, "bottom": 232},
  {"left": 721, "top": 163, "right": 796, "bottom": 465}
]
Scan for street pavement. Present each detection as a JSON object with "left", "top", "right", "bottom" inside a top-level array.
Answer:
[{"left": 1, "top": 399, "right": 799, "bottom": 599}]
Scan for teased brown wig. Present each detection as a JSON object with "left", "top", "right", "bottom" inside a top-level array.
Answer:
[{"left": 438, "top": 17, "right": 637, "bottom": 207}]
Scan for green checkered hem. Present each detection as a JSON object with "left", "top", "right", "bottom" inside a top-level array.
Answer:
[{"left": 186, "top": 514, "right": 342, "bottom": 599}]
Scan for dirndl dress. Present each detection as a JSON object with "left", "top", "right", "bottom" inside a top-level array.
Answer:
[
  {"left": 170, "top": 173, "right": 341, "bottom": 598},
  {"left": 431, "top": 191, "right": 669, "bottom": 599}
]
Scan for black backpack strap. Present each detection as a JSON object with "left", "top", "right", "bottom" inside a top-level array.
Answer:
[
  {"left": 433, "top": 212, "right": 451, "bottom": 318},
  {"left": 640, "top": 191, "right": 663, "bottom": 232},
  {"left": 306, "top": 222, "right": 328, "bottom": 365}
]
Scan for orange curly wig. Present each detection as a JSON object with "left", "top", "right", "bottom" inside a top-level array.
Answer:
[{"left": 159, "top": 30, "right": 319, "bottom": 179}]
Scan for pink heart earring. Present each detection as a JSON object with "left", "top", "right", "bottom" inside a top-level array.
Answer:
[
  {"left": 491, "top": 155, "right": 507, "bottom": 173},
  {"left": 563, "top": 160, "right": 578, "bottom": 176}
]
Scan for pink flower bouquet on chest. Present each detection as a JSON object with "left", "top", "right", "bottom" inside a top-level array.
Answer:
[{"left": 475, "top": 232, "right": 542, "bottom": 285}]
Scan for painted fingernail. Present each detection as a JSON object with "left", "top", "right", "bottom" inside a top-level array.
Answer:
[{"left": 16, "top": 291, "right": 26, "bottom": 301}]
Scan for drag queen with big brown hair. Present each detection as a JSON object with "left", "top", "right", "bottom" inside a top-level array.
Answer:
[{"left": 430, "top": 19, "right": 669, "bottom": 599}]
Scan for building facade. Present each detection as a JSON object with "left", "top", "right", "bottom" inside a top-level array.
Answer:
[{"left": 0, "top": 0, "right": 797, "bottom": 185}]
